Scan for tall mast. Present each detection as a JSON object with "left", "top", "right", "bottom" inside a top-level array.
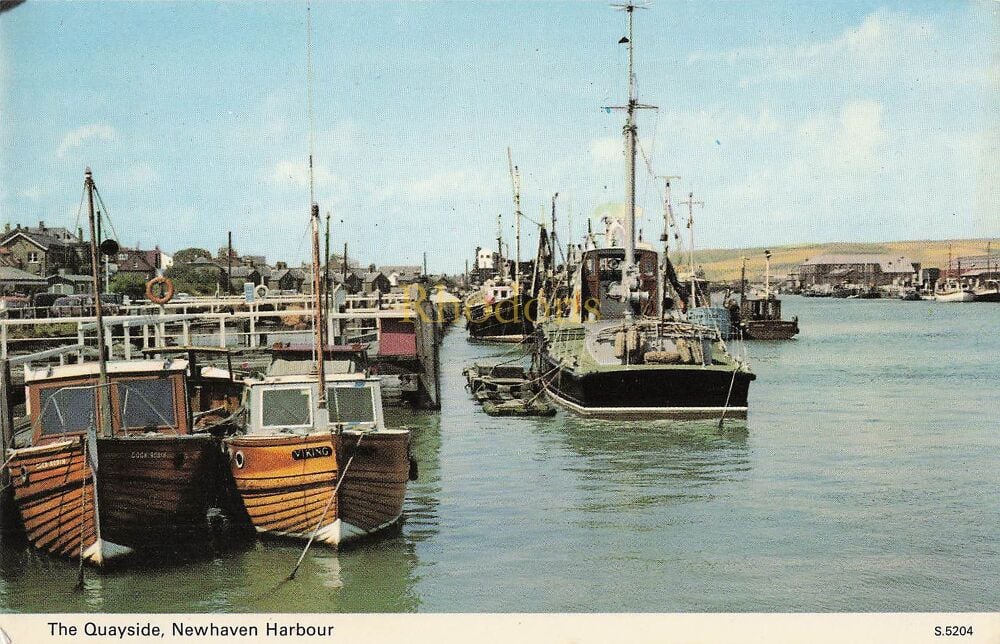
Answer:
[
  {"left": 496, "top": 213, "right": 505, "bottom": 281},
  {"left": 311, "top": 202, "right": 326, "bottom": 405},
  {"left": 681, "top": 191, "right": 704, "bottom": 309},
  {"left": 764, "top": 249, "right": 772, "bottom": 298},
  {"left": 609, "top": 3, "right": 655, "bottom": 320},
  {"left": 85, "top": 168, "right": 112, "bottom": 438},
  {"left": 507, "top": 148, "right": 521, "bottom": 289}
]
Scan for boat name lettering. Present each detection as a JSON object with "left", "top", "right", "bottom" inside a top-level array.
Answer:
[
  {"left": 129, "top": 451, "right": 169, "bottom": 459},
  {"left": 33, "top": 458, "right": 69, "bottom": 471},
  {"left": 291, "top": 446, "right": 333, "bottom": 460},
  {"left": 599, "top": 257, "right": 621, "bottom": 270}
]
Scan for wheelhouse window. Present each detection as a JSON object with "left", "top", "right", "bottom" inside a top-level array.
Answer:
[
  {"left": 261, "top": 387, "right": 312, "bottom": 428},
  {"left": 116, "top": 378, "right": 177, "bottom": 431},
  {"left": 38, "top": 385, "right": 95, "bottom": 436},
  {"left": 327, "top": 385, "right": 375, "bottom": 425}
]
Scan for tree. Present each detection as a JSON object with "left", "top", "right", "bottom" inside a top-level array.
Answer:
[
  {"left": 173, "top": 247, "right": 212, "bottom": 265},
  {"left": 108, "top": 273, "right": 148, "bottom": 300},
  {"left": 165, "top": 263, "right": 220, "bottom": 296}
]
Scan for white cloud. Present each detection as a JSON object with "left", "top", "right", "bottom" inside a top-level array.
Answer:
[
  {"left": 689, "top": 10, "right": 942, "bottom": 88},
  {"left": 56, "top": 124, "right": 117, "bottom": 159},
  {"left": 374, "top": 169, "right": 499, "bottom": 204}
]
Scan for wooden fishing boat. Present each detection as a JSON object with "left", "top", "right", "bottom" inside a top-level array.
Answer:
[
  {"left": 5, "top": 359, "right": 219, "bottom": 565},
  {"left": 224, "top": 200, "right": 413, "bottom": 548},
  {"left": 225, "top": 373, "right": 412, "bottom": 546}
]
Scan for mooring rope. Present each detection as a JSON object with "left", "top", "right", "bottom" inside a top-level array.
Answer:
[
  {"left": 285, "top": 431, "right": 365, "bottom": 581},
  {"left": 74, "top": 438, "right": 90, "bottom": 591},
  {"left": 717, "top": 365, "right": 740, "bottom": 429}
]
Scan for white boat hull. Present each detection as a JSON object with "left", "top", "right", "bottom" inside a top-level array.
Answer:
[{"left": 934, "top": 290, "right": 975, "bottom": 302}]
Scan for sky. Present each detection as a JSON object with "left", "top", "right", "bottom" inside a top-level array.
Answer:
[{"left": 1, "top": 1, "right": 996, "bottom": 273}]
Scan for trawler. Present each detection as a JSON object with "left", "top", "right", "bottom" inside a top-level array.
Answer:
[{"left": 534, "top": 4, "right": 755, "bottom": 419}]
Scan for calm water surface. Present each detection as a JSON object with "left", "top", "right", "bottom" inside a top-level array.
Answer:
[{"left": 1, "top": 297, "right": 997, "bottom": 612}]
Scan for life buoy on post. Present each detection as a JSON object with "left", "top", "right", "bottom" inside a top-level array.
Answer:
[
  {"left": 146, "top": 276, "right": 175, "bottom": 304},
  {"left": 254, "top": 284, "right": 269, "bottom": 299}
]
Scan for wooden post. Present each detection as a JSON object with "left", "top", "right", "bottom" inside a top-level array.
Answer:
[
  {"left": 77, "top": 322, "right": 85, "bottom": 361},
  {"left": 182, "top": 320, "right": 191, "bottom": 346},
  {"left": 142, "top": 324, "right": 150, "bottom": 350},
  {"left": 219, "top": 316, "right": 226, "bottom": 348},
  {"left": 249, "top": 306, "right": 257, "bottom": 348},
  {"left": 0, "top": 358, "right": 15, "bottom": 531},
  {"left": 123, "top": 324, "right": 132, "bottom": 360},
  {"left": 0, "top": 322, "right": 6, "bottom": 360}
]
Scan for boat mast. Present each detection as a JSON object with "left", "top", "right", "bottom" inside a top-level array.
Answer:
[
  {"left": 681, "top": 191, "right": 703, "bottom": 309},
  {"left": 85, "top": 168, "right": 112, "bottom": 438},
  {"left": 764, "top": 249, "right": 772, "bottom": 298},
  {"left": 311, "top": 202, "right": 326, "bottom": 405},
  {"left": 305, "top": 3, "right": 325, "bottom": 405},
  {"left": 609, "top": 3, "right": 655, "bottom": 321},
  {"left": 496, "top": 213, "right": 505, "bottom": 282},
  {"left": 507, "top": 148, "right": 521, "bottom": 290}
]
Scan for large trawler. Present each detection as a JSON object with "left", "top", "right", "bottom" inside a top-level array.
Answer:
[{"left": 535, "top": 4, "right": 754, "bottom": 419}]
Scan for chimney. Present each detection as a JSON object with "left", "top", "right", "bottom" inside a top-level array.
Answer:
[
  {"left": 16, "top": 224, "right": 21, "bottom": 230},
  {"left": 38, "top": 221, "right": 45, "bottom": 231},
  {"left": 277, "top": 261, "right": 287, "bottom": 270},
  {"left": 3, "top": 223, "right": 9, "bottom": 234},
  {"left": 369, "top": 263, "right": 376, "bottom": 273}
]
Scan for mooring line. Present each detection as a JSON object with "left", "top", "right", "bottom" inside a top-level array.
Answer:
[{"left": 285, "top": 431, "right": 365, "bottom": 581}]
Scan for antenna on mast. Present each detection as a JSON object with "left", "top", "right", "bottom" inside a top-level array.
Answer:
[
  {"left": 605, "top": 2, "right": 656, "bottom": 320},
  {"left": 680, "top": 191, "right": 704, "bottom": 309}
]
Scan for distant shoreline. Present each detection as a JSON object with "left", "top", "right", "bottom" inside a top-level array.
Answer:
[{"left": 676, "top": 237, "right": 1000, "bottom": 281}]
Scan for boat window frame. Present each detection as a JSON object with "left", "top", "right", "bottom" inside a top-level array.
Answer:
[
  {"left": 32, "top": 378, "right": 98, "bottom": 440},
  {"left": 256, "top": 383, "right": 315, "bottom": 431},
  {"left": 326, "top": 381, "right": 378, "bottom": 427},
  {"left": 108, "top": 373, "right": 188, "bottom": 435}
]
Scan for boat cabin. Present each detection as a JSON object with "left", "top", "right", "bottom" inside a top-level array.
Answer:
[
  {"left": 247, "top": 374, "right": 385, "bottom": 435},
  {"left": 577, "top": 248, "right": 659, "bottom": 320},
  {"left": 740, "top": 296, "right": 783, "bottom": 322},
  {"left": 24, "top": 360, "right": 192, "bottom": 445}
]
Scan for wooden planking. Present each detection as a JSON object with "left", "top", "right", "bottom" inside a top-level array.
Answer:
[
  {"left": 7, "top": 439, "right": 98, "bottom": 561},
  {"left": 338, "top": 431, "right": 409, "bottom": 531}
]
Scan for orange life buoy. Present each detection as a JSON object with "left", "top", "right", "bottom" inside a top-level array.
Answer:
[{"left": 146, "top": 276, "right": 175, "bottom": 304}]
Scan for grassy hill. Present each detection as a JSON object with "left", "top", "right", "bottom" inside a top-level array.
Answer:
[{"left": 669, "top": 238, "right": 1000, "bottom": 283}]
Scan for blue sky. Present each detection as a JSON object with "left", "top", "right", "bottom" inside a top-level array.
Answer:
[{"left": 1, "top": 1, "right": 996, "bottom": 272}]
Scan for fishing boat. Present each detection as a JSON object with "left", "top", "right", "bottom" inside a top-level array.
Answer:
[
  {"left": 973, "top": 280, "right": 1000, "bottom": 302},
  {"left": 4, "top": 170, "right": 222, "bottom": 566},
  {"left": 466, "top": 152, "right": 536, "bottom": 342},
  {"left": 6, "top": 359, "right": 219, "bottom": 565},
  {"left": 535, "top": 5, "right": 755, "bottom": 419},
  {"left": 732, "top": 253, "right": 799, "bottom": 340},
  {"left": 224, "top": 192, "right": 414, "bottom": 546},
  {"left": 225, "top": 371, "right": 412, "bottom": 546},
  {"left": 934, "top": 279, "right": 975, "bottom": 302}
]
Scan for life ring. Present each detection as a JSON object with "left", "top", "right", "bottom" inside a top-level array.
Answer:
[
  {"left": 146, "top": 276, "right": 175, "bottom": 304},
  {"left": 254, "top": 284, "right": 269, "bottom": 299}
]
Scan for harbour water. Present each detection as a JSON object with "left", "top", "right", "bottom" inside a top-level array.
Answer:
[{"left": 1, "top": 296, "right": 996, "bottom": 612}]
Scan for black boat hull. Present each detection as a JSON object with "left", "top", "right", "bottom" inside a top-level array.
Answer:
[
  {"left": 466, "top": 296, "right": 534, "bottom": 340},
  {"left": 542, "top": 355, "right": 754, "bottom": 419}
]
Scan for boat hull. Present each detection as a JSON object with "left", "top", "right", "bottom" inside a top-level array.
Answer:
[
  {"left": 225, "top": 430, "right": 410, "bottom": 546},
  {"left": 741, "top": 319, "right": 799, "bottom": 340},
  {"left": 337, "top": 430, "right": 410, "bottom": 539},
  {"left": 95, "top": 434, "right": 219, "bottom": 551},
  {"left": 225, "top": 433, "right": 341, "bottom": 543},
  {"left": 5, "top": 439, "right": 133, "bottom": 566},
  {"left": 466, "top": 296, "right": 534, "bottom": 341},
  {"left": 542, "top": 355, "right": 754, "bottom": 419},
  {"left": 973, "top": 290, "right": 1000, "bottom": 302},
  {"left": 935, "top": 291, "right": 975, "bottom": 302}
]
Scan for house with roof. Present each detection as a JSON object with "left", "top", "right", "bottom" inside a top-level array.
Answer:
[
  {"left": 380, "top": 264, "right": 423, "bottom": 287},
  {"left": 112, "top": 247, "right": 162, "bottom": 282},
  {"left": 362, "top": 270, "right": 390, "bottom": 294},
  {"left": 47, "top": 271, "right": 95, "bottom": 295},
  {"left": 0, "top": 221, "right": 88, "bottom": 277},
  {"left": 266, "top": 263, "right": 306, "bottom": 293},
  {"left": 798, "top": 254, "right": 920, "bottom": 288},
  {"left": 0, "top": 265, "right": 49, "bottom": 294}
]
